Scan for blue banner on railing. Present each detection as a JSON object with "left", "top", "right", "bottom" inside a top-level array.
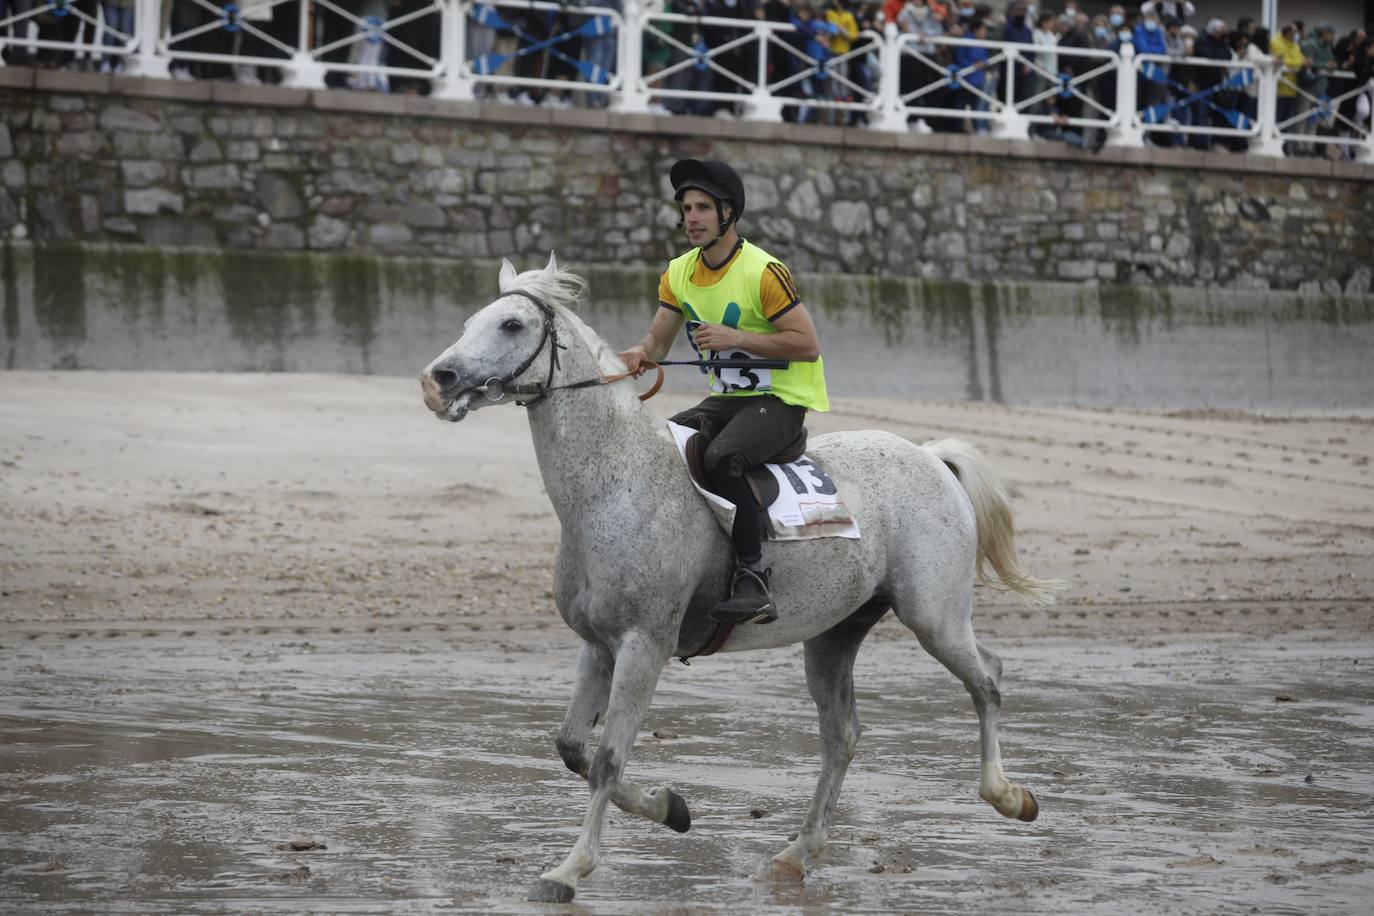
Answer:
[
  {"left": 1140, "top": 66, "right": 1253, "bottom": 131},
  {"left": 470, "top": 6, "right": 614, "bottom": 85}
]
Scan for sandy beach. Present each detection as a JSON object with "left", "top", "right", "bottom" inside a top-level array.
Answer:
[
  {"left": 2, "top": 371, "right": 1373, "bottom": 913},
  {"left": 2, "top": 371, "right": 1370, "bottom": 637}
]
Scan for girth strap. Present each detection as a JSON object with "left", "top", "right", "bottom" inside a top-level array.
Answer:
[{"left": 677, "top": 619, "right": 737, "bottom": 664}]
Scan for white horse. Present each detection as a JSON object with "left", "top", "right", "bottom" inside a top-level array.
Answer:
[{"left": 420, "top": 255, "right": 1059, "bottom": 904}]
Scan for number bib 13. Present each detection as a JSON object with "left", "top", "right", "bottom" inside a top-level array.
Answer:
[{"left": 712, "top": 349, "right": 772, "bottom": 394}]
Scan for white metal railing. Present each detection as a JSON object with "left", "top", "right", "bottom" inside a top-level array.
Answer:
[
  {"left": 3, "top": 1, "right": 1371, "bottom": 163},
  {"left": 160, "top": 0, "right": 297, "bottom": 72},
  {"left": 636, "top": 13, "right": 881, "bottom": 121},
  {"left": 0, "top": 0, "right": 137, "bottom": 64},
  {"left": 1274, "top": 67, "right": 1374, "bottom": 153},
  {"left": 454, "top": 1, "right": 623, "bottom": 100},
  {"left": 1133, "top": 53, "right": 1262, "bottom": 140},
  {"left": 640, "top": 12, "right": 768, "bottom": 112},
  {"left": 893, "top": 33, "right": 1119, "bottom": 136}
]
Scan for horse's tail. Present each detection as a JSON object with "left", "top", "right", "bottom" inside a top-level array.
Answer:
[{"left": 923, "top": 438, "right": 1065, "bottom": 606}]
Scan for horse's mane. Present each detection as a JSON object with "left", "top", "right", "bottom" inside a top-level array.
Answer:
[{"left": 500, "top": 258, "right": 627, "bottom": 377}]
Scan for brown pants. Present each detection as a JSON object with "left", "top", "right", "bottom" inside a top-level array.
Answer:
[{"left": 670, "top": 394, "right": 806, "bottom": 565}]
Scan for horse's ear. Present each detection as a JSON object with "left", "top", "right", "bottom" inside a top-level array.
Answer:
[
  {"left": 542, "top": 251, "right": 559, "bottom": 278},
  {"left": 498, "top": 257, "right": 518, "bottom": 293}
]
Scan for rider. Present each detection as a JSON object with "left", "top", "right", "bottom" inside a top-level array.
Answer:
[{"left": 619, "top": 159, "right": 829, "bottom": 625}]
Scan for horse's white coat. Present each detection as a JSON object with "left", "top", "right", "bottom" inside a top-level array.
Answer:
[{"left": 420, "top": 255, "right": 1056, "bottom": 902}]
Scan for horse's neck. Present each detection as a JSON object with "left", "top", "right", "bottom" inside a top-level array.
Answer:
[{"left": 526, "top": 340, "right": 675, "bottom": 528}]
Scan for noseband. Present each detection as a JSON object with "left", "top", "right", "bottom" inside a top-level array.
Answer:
[{"left": 462, "top": 290, "right": 662, "bottom": 409}]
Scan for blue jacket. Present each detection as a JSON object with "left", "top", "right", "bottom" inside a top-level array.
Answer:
[
  {"left": 789, "top": 15, "right": 838, "bottom": 63},
  {"left": 1132, "top": 23, "right": 1167, "bottom": 57},
  {"left": 953, "top": 44, "right": 990, "bottom": 89},
  {"left": 1003, "top": 18, "right": 1032, "bottom": 45}
]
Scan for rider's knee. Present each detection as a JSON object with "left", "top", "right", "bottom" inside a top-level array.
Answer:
[{"left": 703, "top": 445, "right": 748, "bottom": 485}]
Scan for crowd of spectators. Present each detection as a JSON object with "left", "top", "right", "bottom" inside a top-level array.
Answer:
[{"left": 2, "top": 1, "right": 1370, "bottom": 155}]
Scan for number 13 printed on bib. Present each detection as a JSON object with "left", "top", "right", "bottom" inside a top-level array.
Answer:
[{"left": 685, "top": 315, "right": 772, "bottom": 394}]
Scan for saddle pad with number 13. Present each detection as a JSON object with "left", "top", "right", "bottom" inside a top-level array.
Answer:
[{"left": 667, "top": 421, "right": 860, "bottom": 541}]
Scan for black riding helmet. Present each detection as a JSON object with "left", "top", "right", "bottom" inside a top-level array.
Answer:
[{"left": 670, "top": 159, "right": 746, "bottom": 247}]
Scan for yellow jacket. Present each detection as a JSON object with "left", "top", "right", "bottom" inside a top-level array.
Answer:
[
  {"left": 1270, "top": 34, "right": 1306, "bottom": 98},
  {"left": 825, "top": 9, "right": 859, "bottom": 56}
]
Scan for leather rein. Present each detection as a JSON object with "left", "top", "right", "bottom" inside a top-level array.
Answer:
[{"left": 463, "top": 289, "right": 663, "bottom": 408}]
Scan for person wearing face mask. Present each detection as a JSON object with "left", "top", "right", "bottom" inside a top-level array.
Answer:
[
  {"left": 897, "top": 0, "right": 944, "bottom": 132},
  {"left": 1298, "top": 23, "right": 1339, "bottom": 156},
  {"left": 1107, "top": 5, "right": 1126, "bottom": 31},
  {"left": 1089, "top": 14, "right": 1111, "bottom": 50},
  {"left": 1157, "top": 16, "right": 1193, "bottom": 144},
  {"left": 1133, "top": 9, "right": 1170, "bottom": 144},
  {"left": 1191, "top": 17, "right": 1238, "bottom": 151},
  {"left": 1003, "top": 2, "right": 1034, "bottom": 108},
  {"left": 1271, "top": 21, "right": 1311, "bottom": 145},
  {"left": 824, "top": 0, "right": 860, "bottom": 118},
  {"left": 952, "top": 16, "right": 993, "bottom": 132},
  {"left": 1032, "top": 10, "right": 1059, "bottom": 93}
]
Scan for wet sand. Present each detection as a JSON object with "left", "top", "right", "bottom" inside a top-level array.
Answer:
[{"left": 2, "top": 371, "right": 1373, "bottom": 912}]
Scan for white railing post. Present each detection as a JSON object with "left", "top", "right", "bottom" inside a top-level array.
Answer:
[
  {"left": 1356, "top": 78, "right": 1374, "bottom": 164},
  {"left": 993, "top": 45, "right": 1030, "bottom": 139},
  {"left": 1252, "top": 56, "right": 1284, "bottom": 157},
  {"left": 1107, "top": 42, "right": 1144, "bottom": 148},
  {"left": 432, "top": 0, "right": 475, "bottom": 100},
  {"left": 122, "top": 0, "right": 170, "bottom": 78},
  {"left": 744, "top": 23, "right": 782, "bottom": 122},
  {"left": 281, "top": 0, "right": 327, "bottom": 89},
  {"left": 872, "top": 23, "right": 906, "bottom": 131},
  {"left": 612, "top": 0, "right": 649, "bottom": 114}
]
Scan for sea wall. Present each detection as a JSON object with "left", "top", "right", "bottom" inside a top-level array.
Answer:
[
  {"left": 4, "top": 242, "right": 1371, "bottom": 409},
  {"left": 1, "top": 71, "right": 1372, "bottom": 293}
]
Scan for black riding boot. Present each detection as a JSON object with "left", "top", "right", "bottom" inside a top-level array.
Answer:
[{"left": 711, "top": 563, "right": 777, "bottom": 625}]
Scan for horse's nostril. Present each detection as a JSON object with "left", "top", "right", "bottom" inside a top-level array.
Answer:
[{"left": 432, "top": 368, "right": 458, "bottom": 391}]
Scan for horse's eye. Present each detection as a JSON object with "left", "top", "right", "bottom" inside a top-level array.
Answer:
[{"left": 500, "top": 318, "right": 524, "bottom": 332}]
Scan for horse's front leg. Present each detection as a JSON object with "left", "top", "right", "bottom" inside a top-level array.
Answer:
[
  {"left": 529, "top": 630, "right": 673, "bottom": 903},
  {"left": 555, "top": 642, "right": 691, "bottom": 833}
]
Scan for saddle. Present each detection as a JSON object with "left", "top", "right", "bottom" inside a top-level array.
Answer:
[{"left": 683, "top": 425, "right": 808, "bottom": 512}]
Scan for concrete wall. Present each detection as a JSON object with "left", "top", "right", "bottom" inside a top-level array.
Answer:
[
  {"left": 4, "top": 242, "right": 1371, "bottom": 409},
  {"left": 2, "top": 71, "right": 1373, "bottom": 295}
]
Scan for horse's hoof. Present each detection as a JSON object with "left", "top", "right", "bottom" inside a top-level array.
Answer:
[
  {"left": 766, "top": 857, "right": 806, "bottom": 884},
  {"left": 1017, "top": 788, "right": 1039, "bottom": 823},
  {"left": 527, "top": 878, "right": 576, "bottom": 903},
  {"left": 664, "top": 789, "right": 691, "bottom": 833}
]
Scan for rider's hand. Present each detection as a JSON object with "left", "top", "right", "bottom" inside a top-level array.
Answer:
[
  {"left": 618, "top": 346, "right": 649, "bottom": 378},
  {"left": 691, "top": 323, "right": 740, "bottom": 352}
]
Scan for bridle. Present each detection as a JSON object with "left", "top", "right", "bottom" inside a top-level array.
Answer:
[{"left": 457, "top": 290, "right": 662, "bottom": 409}]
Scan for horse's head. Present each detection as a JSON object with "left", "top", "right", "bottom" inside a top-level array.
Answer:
[{"left": 420, "top": 253, "right": 591, "bottom": 422}]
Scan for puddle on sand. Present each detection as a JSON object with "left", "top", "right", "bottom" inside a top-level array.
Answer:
[{"left": 1, "top": 628, "right": 1372, "bottom": 914}]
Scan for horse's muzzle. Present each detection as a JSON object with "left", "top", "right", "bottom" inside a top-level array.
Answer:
[{"left": 419, "top": 369, "right": 450, "bottom": 414}]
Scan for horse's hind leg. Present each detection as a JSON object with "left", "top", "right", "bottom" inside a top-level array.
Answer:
[
  {"left": 896, "top": 592, "right": 1038, "bottom": 823},
  {"left": 769, "top": 599, "right": 889, "bottom": 882},
  {"left": 556, "top": 642, "right": 691, "bottom": 834}
]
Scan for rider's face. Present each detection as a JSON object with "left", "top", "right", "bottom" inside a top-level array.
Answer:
[{"left": 680, "top": 189, "right": 731, "bottom": 246}]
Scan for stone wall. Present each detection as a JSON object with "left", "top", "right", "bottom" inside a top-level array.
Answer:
[
  {"left": 5, "top": 242, "right": 1372, "bottom": 408},
  {"left": 1, "top": 69, "right": 1372, "bottom": 293}
]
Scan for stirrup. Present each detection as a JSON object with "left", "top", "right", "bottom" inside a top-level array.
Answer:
[{"left": 711, "top": 565, "right": 777, "bottom": 625}]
